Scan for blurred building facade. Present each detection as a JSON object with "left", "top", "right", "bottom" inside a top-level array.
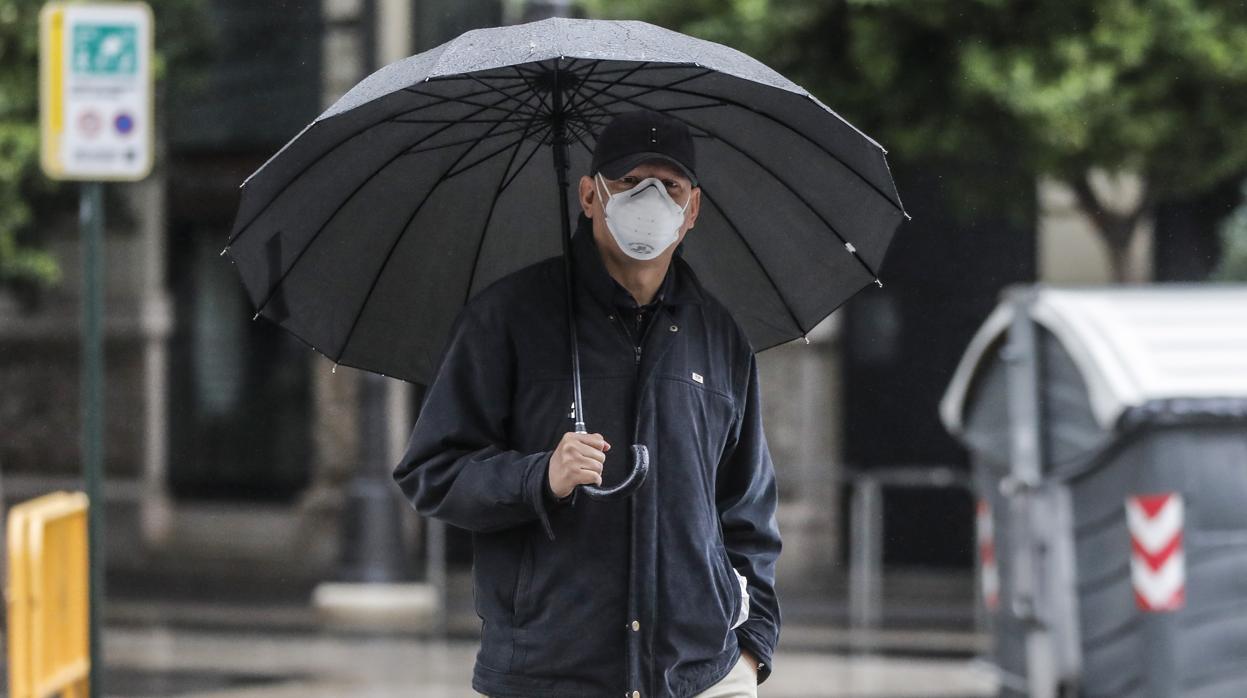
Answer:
[
  {"left": 4, "top": 0, "right": 1228, "bottom": 602},
  {"left": 0, "top": 0, "right": 842, "bottom": 598}
]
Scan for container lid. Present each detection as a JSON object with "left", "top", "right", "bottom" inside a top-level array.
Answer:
[{"left": 941, "top": 285, "right": 1247, "bottom": 434}]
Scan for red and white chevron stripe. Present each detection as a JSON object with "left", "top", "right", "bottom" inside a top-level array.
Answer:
[
  {"left": 1126, "top": 493, "right": 1185, "bottom": 612},
  {"left": 976, "top": 499, "right": 999, "bottom": 612}
]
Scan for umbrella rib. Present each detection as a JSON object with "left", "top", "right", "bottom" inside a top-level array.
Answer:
[
  {"left": 569, "top": 71, "right": 718, "bottom": 142},
  {"left": 464, "top": 72, "right": 547, "bottom": 119},
  {"left": 555, "top": 58, "right": 605, "bottom": 130},
  {"left": 573, "top": 68, "right": 717, "bottom": 120},
  {"left": 573, "top": 86, "right": 881, "bottom": 281},
  {"left": 444, "top": 125, "right": 548, "bottom": 179},
  {"left": 569, "top": 75, "right": 724, "bottom": 145},
  {"left": 697, "top": 188, "right": 806, "bottom": 336},
  {"left": 513, "top": 63, "right": 557, "bottom": 118},
  {"left": 498, "top": 123, "right": 554, "bottom": 194},
  {"left": 403, "top": 85, "right": 542, "bottom": 120},
  {"left": 460, "top": 109, "right": 547, "bottom": 307},
  {"left": 564, "top": 60, "right": 651, "bottom": 122},
  {"left": 571, "top": 100, "right": 721, "bottom": 129},
  {"left": 231, "top": 81, "right": 536, "bottom": 247},
  {"left": 566, "top": 134, "right": 806, "bottom": 338},
  {"left": 578, "top": 77, "right": 906, "bottom": 216},
  {"left": 247, "top": 89, "right": 537, "bottom": 318},
  {"left": 403, "top": 121, "right": 537, "bottom": 156},
  {"left": 331, "top": 85, "right": 550, "bottom": 364},
  {"left": 564, "top": 116, "right": 607, "bottom": 147},
  {"left": 560, "top": 102, "right": 617, "bottom": 140},
  {"left": 391, "top": 116, "right": 535, "bottom": 124},
  {"left": 562, "top": 117, "right": 598, "bottom": 160},
  {"left": 403, "top": 75, "right": 547, "bottom": 119}
]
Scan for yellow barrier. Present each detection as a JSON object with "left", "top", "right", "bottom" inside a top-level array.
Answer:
[{"left": 7, "top": 491, "right": 90, "bottom": 698}]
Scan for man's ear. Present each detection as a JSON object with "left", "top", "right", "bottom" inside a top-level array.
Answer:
[
  {"left": 578, "top": 175, "right": 596, "bottom": 217},
  {"left": 686, "top": 187, "right": 702, "bottom": 229}
]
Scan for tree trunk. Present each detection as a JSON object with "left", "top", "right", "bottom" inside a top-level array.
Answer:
[
  {"left": 1067, "top": 172, "right": 1150, "bottom": 283},
  {"left": 1104, "top": 236, "right": 1132, "bottom": 284}
]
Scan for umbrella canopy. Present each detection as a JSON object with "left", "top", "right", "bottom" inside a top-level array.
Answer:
[{"left": 224, "top": 17, "right": 908, "bottom": 385}]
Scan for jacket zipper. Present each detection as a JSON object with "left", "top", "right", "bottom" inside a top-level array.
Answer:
[
  {"left": 615, "top": 307, "right": 650, "bottom": 366},
  {"left": 610, "top": 305, "right": 659, "bottom": 698}
]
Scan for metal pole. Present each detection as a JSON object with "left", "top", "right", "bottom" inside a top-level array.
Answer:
[
  {"left": 550, "top": 59, "right": 585, "bottom": 435},
  {"left": 334, "top": 371, "right": 412, "bottom": 583},
  {"left": 427, "top": 517, "right": 447, "bottom": 636},
  {"left": 848, "top": 475, "right": 883, "bottom": 630},
  {"left": 1003, "top": 287, "right": 1055, "bottom": 698},
  {"left": 80, "top": 180, "right": 105, "bottom": 698}
]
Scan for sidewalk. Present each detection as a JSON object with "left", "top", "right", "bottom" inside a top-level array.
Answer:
[
  {"left": 83, "top": 567, "right": 999, "bottom": 697},
  {"left": 101, "top": 624, "right": 997, "bottom": 698}
]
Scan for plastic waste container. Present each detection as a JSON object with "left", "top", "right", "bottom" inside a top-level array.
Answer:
[{"left": 940, "top": 285, "right": 1247, "bottom": 698}]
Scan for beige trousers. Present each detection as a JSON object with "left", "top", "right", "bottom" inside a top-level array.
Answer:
[
  {"left": 474, "top": 653, "right": 758, "bottom": 698},
  {"left": 691, "top": 654, "right": 759, "bottom": 697}
]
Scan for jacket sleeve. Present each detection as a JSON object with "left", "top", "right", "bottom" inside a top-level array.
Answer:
[
  {"left": 716, "top": 351, "right": 782, "bottom": 684},
  {"left": 392, "top": 304, "right": 571, "bottom": 541}
]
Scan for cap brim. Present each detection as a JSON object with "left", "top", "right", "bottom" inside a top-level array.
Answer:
[{"left": 598, "top": 152, "right": 698, "bottom": 187}]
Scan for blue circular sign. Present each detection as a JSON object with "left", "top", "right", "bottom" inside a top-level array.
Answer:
[{"left": 114, "top": 113, "right": 134, "bottom": 135}]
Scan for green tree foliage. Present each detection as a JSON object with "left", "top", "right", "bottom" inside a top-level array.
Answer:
[
  {"left": 0, "top": 1, "right": 60, "bottom": 298},
  {"left": 0, "top": 0, "right": 209, "bottom": 305},
  {"left": 583, "top": 0, "right": 1247, "bottom": 281}
]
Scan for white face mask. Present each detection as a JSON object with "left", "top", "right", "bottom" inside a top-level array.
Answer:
[{"left": 596, "top": 172, "right": 690, "bottom": 261}]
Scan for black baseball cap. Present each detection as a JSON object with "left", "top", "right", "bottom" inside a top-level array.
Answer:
[{"left": 590, "top": 110, "right": 698, "bottom": 187}]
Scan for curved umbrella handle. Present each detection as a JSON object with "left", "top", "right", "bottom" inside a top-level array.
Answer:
[{"left": 580, "top": 444, "right": 649, "bottom": 500}]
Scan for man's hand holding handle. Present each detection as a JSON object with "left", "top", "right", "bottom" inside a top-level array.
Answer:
[{"left": 548, "top": 432, "right": 611, "bottom": 499}]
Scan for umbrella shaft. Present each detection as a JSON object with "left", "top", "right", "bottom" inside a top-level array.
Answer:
[{"left": 551, "top": 62, "right": 586, "bottom": 432}]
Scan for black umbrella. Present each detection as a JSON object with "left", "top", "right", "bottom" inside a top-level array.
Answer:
[{"left": 224, "top": 17, "right": 908, "bottom": 499}]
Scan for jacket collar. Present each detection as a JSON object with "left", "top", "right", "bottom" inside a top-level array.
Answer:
[{"left": 570, "top": 213, "right": 703, "bottom": 312}]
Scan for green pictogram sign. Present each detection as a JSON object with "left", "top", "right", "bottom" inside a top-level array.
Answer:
[{"left": 73, "top": 24, "right": 137, "bottom": 75}]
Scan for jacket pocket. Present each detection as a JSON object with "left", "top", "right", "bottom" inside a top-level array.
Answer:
[
  {"left": 471, "top": 530, "right": 527, "bottom": 674},
  {"left": 730, "top": 567, "right": 750, "bottom": 629},
  {"left": 512, "top": 535, "right": 535, "bottom": 627},
  {"left": 715, "top": 542, "right": 743, "bottom": 633}
]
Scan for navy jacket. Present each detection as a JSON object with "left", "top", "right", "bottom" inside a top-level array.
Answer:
[{"left": 393, "top": 214, "right": 782, "bottom": 697}]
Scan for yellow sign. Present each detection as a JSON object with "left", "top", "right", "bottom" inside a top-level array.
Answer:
[{"left": 40, "top": 2, "right": 154, "bottom": 181}]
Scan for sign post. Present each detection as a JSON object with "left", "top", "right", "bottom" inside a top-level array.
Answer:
[{"left": 39, "top": 4, "right": 153, "bottom": 696}]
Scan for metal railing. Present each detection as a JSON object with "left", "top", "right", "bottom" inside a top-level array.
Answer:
[{"left": 844, "top": 465, "right": 973, "bottom": 629}]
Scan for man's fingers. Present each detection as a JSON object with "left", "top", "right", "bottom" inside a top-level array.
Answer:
[
  {"left": 566, "top": 465, "right": 601, "bottom": 487},
  {"left": 593, "top": 433, "right": 611, "bottom": 452},
  {"left": 558, "top": 441, "right": 603, "bottom": 467},
  {"left": 570, "top": 448, "right": 603, "bottom": 471},
  {"left": 571, "top": 442, "right": 607, "bottom": 464},
  {"left": 570, "top": 432, "right": 610, "bottom": 452},
  {"left": 579, "top": 462, "right": 604, "bottom": 477}
]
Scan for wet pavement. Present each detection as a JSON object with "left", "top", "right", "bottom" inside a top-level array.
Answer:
[
  {"left": 36, "top": 568, "right": 1001, "bottom": 697},
  {"left": 90, "top": 589, "right": 999, "bottom": 698},
  {"left": 102, "top": 623, "right": 998, "bottom": 698}
]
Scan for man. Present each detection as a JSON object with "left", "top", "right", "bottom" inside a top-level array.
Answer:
[{"left": 393, "top": 109, "right": 781, "bottom": 698}]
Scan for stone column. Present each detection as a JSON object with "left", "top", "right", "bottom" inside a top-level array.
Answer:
[
  {"left": 130, "top": 90, "right": 174, "bottom": 550},
  {"left": 758, "top": 314, "right": 842, "bottom": 595},
  {"left": 301, "top": 0, "right": 372, "bottom": 569}
]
